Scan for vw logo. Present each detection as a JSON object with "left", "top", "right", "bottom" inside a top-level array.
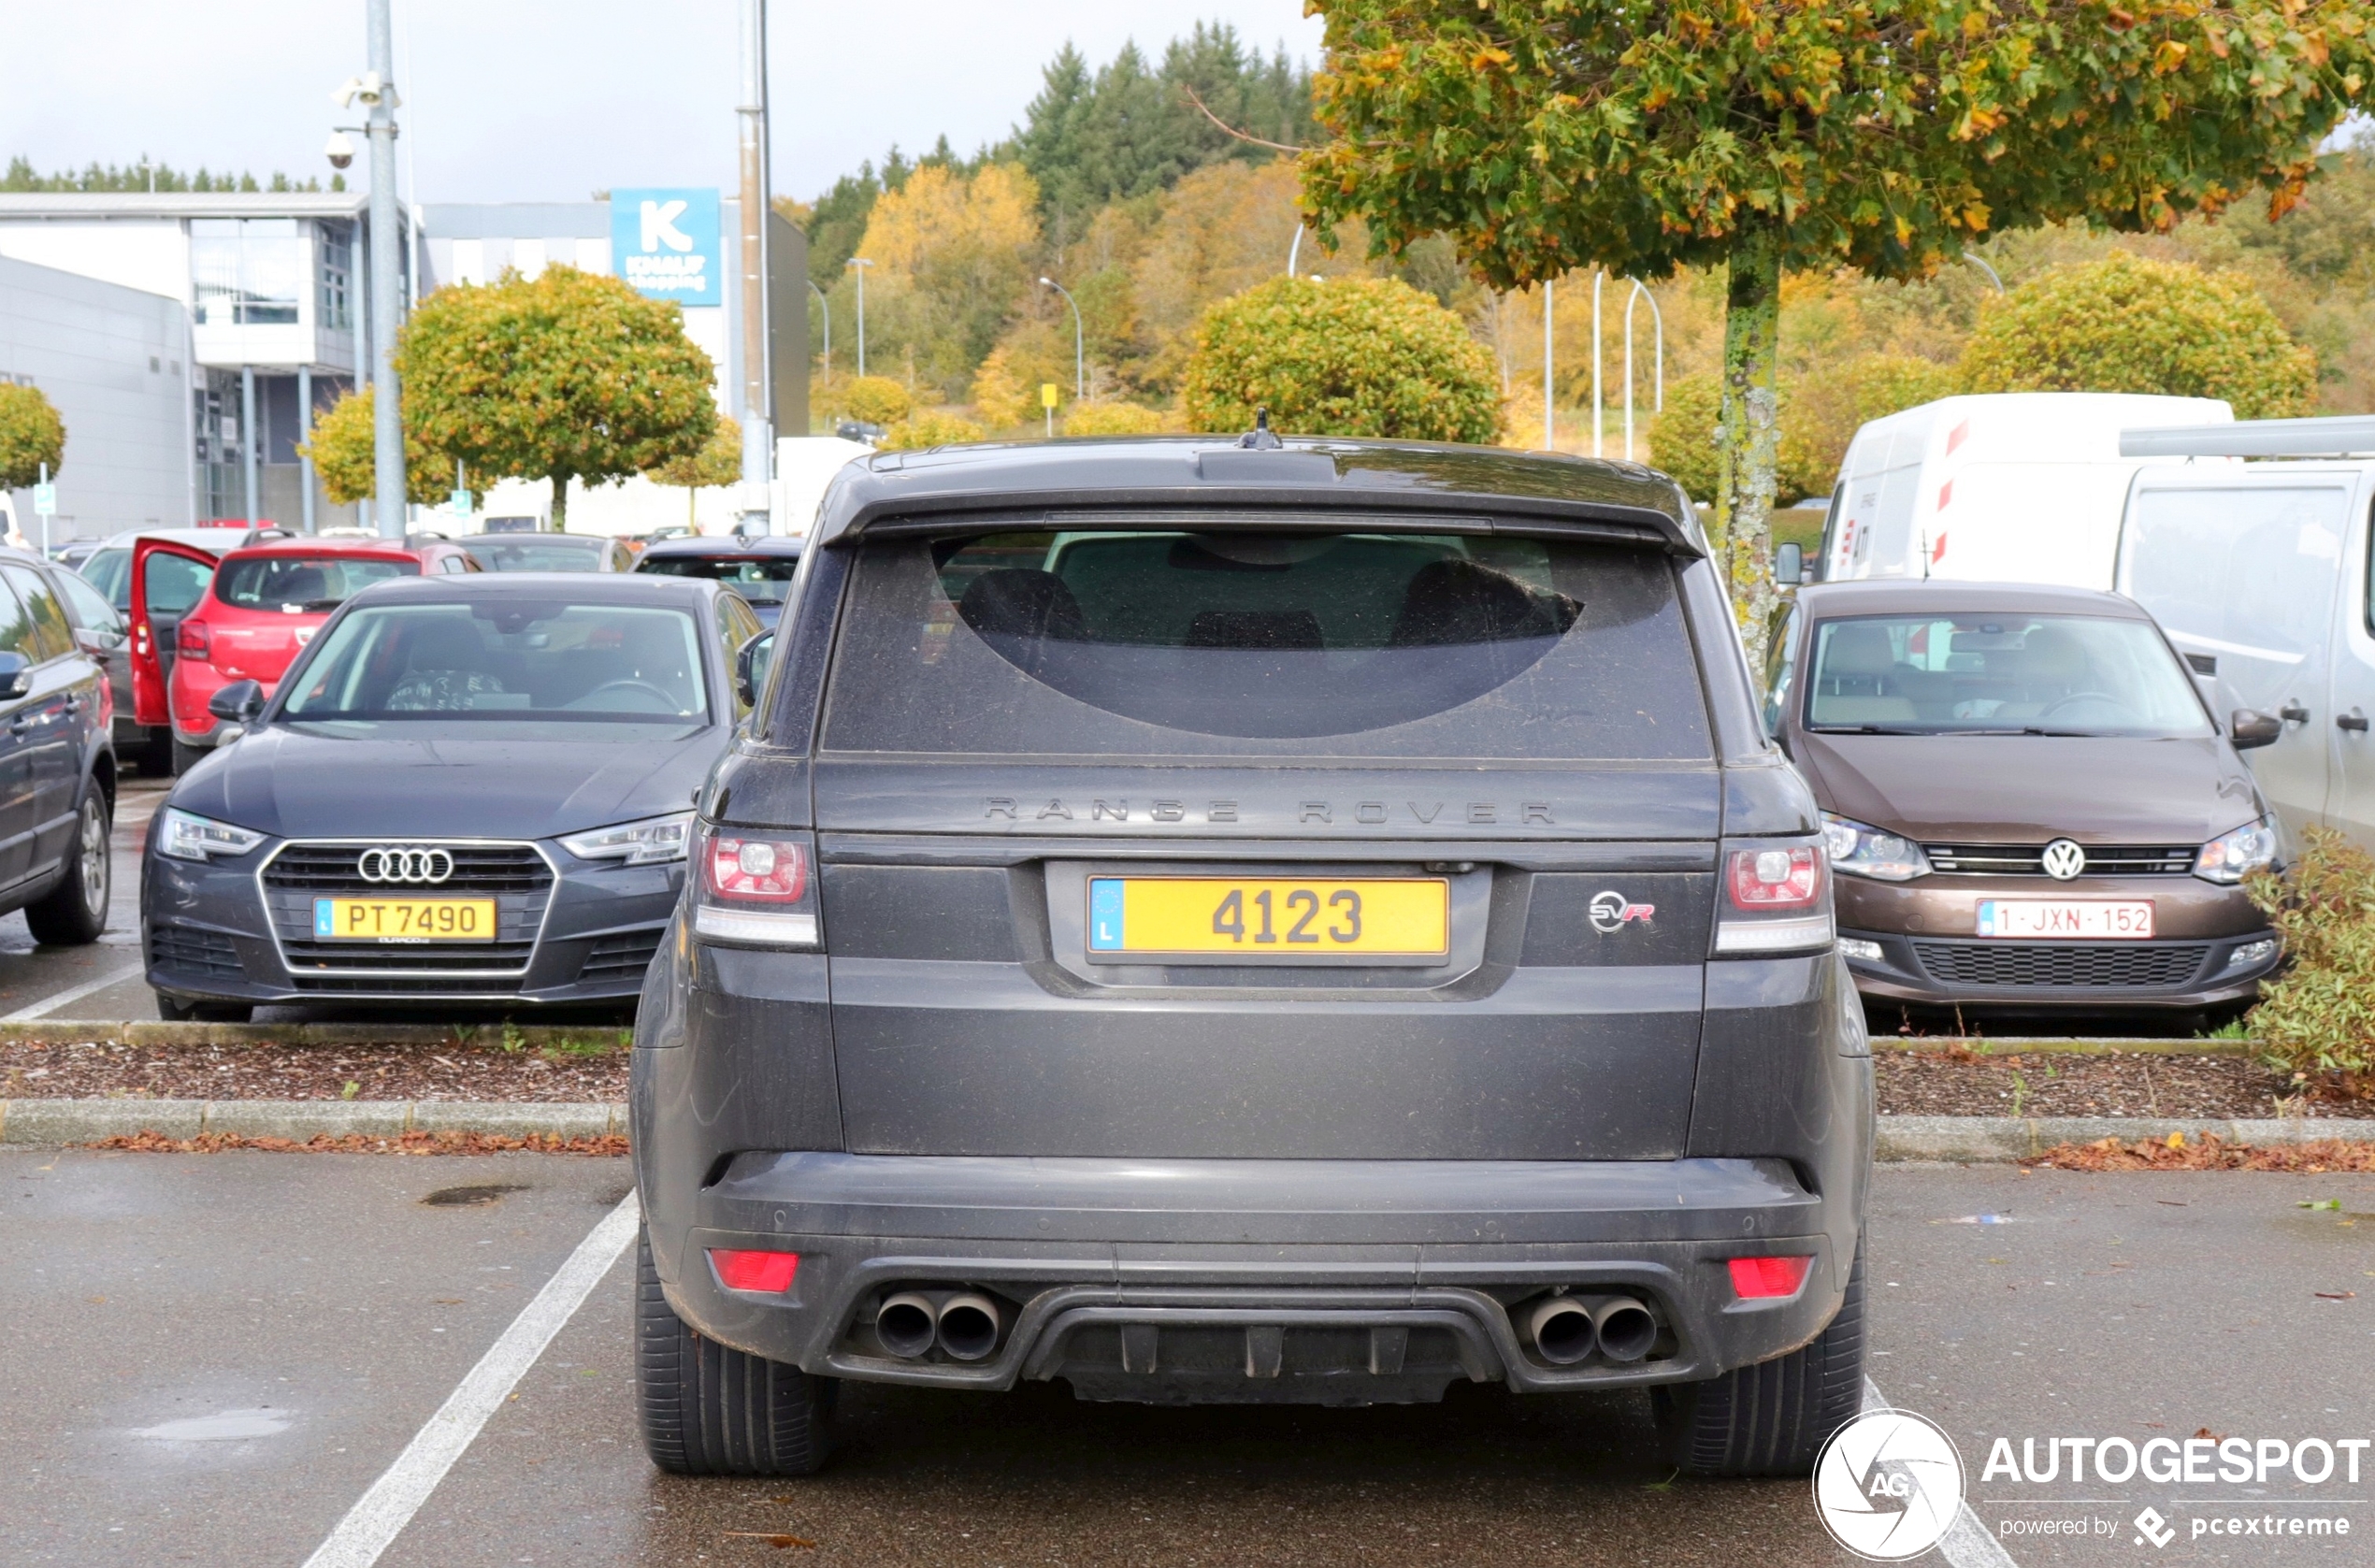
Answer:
[
  {"left": 356, "top": 846, "right": 454, "bottom": 885},
  {"left": 2040, "top": 839, "right": 2087, "bottom": 881}
]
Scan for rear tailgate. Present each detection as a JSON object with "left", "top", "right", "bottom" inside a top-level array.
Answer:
[{"left": 811, "top": 525, "right": 1720, "bottom": 1161}]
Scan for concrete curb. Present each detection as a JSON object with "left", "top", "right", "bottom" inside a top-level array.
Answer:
[
  {"left": 1873, "top": 1037, "right": 2253, "bottom": 1056},
  {"left": 0, "top": 1021, "right": 633, "bottom": 1048},
  {"left": 1875, "top": 1114, "right": 2375, "bottom": 1162},
  {"left": 0, "top": 1100, "right": 623, "bottom": 1145}
]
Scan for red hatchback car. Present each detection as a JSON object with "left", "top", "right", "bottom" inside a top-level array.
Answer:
[{"left": 165, "top": 538, "right": 479, "bottom": 771}]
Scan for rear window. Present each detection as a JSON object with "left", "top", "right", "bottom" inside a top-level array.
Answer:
[
  {"left": 461, "top": 539, "right": 608, "bottom": 572},
  {"left": 636, "top": 552, "right": 799, "bottom": 602},
  {"left": 820, "top": 528, "right": 1707, "bottom": 758},
  {"left": 218, "top": 554, "right": 417, "bottom": 611}
]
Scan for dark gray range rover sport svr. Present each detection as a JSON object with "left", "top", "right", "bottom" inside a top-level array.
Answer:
[{"left": 632, "top": 435, "right": 1872, "bottom": 1478}]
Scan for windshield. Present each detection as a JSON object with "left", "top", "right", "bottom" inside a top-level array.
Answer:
[
  {"left": 218, "top": 554, "right": 416, "bottom": 612},
  {"left": 635, "top": 553, "right": 799, "bottom": 603},
  {"left": 281, "top": 601, "right": 709, "bottom": 724},
  {"left": 1804, "top": 613, "right": 2210, "bottom": 736},
  {"left": 460, "top": 538, "right": 608, "bottom": 572},
  {"left": 822, "top": 528, "right": 1709, "bottom": 758},
  {"left": 81, "top": 548, "right": 129, "bottom": 611}
]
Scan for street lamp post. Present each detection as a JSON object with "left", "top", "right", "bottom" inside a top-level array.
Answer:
[
  {"left": 846, "top": 258, "right": 871, "bottom": 378},
  {"left": 1039, "top": 277, "right": 1083, "bottom": 400},
  {"left": 807, "top": 278, "right": 830, "bottom": 384},
  {"left": 354, "top": 0, "right": 405, "bottom": 537}
]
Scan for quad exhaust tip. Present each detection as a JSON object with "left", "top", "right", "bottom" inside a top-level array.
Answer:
[
  {"left": 1523, "top": 1293, "right": 1658, "bottom": 1366},
  {"left": 874, "top": 1288, "right": 1007, "bottom": 1361}
]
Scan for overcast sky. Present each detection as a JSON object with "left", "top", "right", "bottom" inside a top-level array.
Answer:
[{"left": 4, "top": 1, "right": 1325, "bottom": 206}]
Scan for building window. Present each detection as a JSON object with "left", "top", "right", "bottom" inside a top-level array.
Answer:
[
  {"left": 192, "top": 218, "right": 304, "bottom": 326},
  {"left": 318, "top": 222, "right": 353, "bottom": 330}
]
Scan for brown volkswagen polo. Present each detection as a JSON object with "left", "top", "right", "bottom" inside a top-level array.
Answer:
[{"left": 1763, "top": 581, "right": 2282, "bottom": 1021}]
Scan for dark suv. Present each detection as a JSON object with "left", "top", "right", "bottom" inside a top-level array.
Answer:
[{"left": 632, "top": 438, "right": 1872, "bottom": 1478}]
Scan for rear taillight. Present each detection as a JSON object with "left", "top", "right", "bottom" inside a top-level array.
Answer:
[
  {"left": 1728, "top": 1255, "right": 1813, "bottom": 1300},
  {"left": 176, "top": 620, "right": 210, "bottom": 659},
  {"left": 709, "top": 1248, "right": 799, "bottom": 1292},
  {"left": 1714, "top": 843, "right": 1833, "bottom": 955},
  {"left": 692, "top": 827, "right": 820, "bottom": 946},
  {"left": 1727, "top": 847, "right": 1821, "bottom": 908}
]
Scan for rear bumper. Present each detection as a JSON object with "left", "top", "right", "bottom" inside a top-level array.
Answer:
[{"left": 650, "top": 1152, "right": 1852, "bottom": 1403}]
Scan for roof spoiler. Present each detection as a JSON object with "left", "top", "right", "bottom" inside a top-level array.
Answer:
[{"left": 2120, "top": 414, "right": 2375, "bottom": 459}]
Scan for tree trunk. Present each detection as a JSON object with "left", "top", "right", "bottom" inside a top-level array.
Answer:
[
  {"left": 551, "top": 471, "right": 570, "bottom": 533},
  {"left": 1712, "top": 217, "right": 1784, "bottom": 669}
]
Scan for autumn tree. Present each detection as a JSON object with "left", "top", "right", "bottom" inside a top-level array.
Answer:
[
  {"left": 1180, "top": 277, "right": 1502, "bottom": 442},
  {"left": 0, "top": 383, "right": 65, "bottom": 491},
  {"left": 646, "top": 415, "right": 742, "bottom": 530},
  {"left": 301, "top": 386, "right": 455, "bottom": 506},
  {"left": 840, "top": 164, "right": 1043, "bottom": 397},
  {"left": 1960, "top": 252, "right": 2315, "bottom": 417},
  {"left": 396, "top": 266, "right": 715, "bottom": 530},
  {"left": 1303, "top": 0, "right": 2375, "bottom": 653}
]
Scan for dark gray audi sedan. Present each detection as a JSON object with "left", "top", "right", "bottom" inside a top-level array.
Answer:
[
  {"left": 633, "top": 437, "right": 1874, "bottom": 1479},
  {"left": 140, "top": 573, "right": 769, "bottom": 1020}
]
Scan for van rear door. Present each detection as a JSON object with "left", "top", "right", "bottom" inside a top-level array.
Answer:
[
  {"left": 2119, "top": 468, "right": 2352, "bottom": 833},
  {"left": 810, "top": 524, "right": 1722, "bottom": 1162}
]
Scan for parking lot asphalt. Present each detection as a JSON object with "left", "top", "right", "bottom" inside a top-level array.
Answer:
[{"left": 6, "top": 1155, "right": 2368, "bottom": 1567}]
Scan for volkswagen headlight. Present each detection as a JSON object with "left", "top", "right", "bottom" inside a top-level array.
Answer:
[
  {"left": 559, "top": 811, "right": 695, "bottom": 866},
  {"left": 1820, "top": 813, "right": 1931, "bottom": 882},
  {"left": 159, "top": 807, "right": 267, "bottom": 862},
  {"left": 2195, "top": 816, "right": 2279, "bottom": 885}
]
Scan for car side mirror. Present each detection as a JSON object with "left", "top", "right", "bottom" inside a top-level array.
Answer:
[
  {"left": 2229, "top": 708, "right": 2282, "bottom": 751},
  {"left": 0, "top": 651, "right": 28, "bottom": 701},
  {"left": 208, "top": 678, "right": 266, "bottom": 726},
  {"left": 734, "top": 631, "right": 776, "bottom": 709},
  {"left": 73, "top": 626, "right": 116, "bottom": 655},
  {"left": 1774, "top": 541, "right": 1805, "bottom": 586}
]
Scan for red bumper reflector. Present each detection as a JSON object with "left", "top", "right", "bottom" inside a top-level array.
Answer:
[
  {"left": 709, "top": 1248, "right": 800, "bottom": 1292},
  {"left": 1728, "top": 1255, "right": 1813, "bottom": 1299}
]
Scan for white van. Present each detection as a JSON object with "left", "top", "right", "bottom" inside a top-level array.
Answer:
[
  {"left": 2114, "top": 414, "right": 2375, "bottom": 849},
  {"left": 1820, "top": 393, "right": 2233, "bottom": 587}
]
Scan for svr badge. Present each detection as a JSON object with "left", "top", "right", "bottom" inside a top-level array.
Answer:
[{"left": 1588, "top": 889, "right": 1656, "bottom": 934}]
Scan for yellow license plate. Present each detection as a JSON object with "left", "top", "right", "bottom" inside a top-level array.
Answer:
[
  {"left": 312, "top": 898, "right": 498, "bottom": 943},
  {"left": 1087, "top": 877, "right": 1447, "bottom": 957}
]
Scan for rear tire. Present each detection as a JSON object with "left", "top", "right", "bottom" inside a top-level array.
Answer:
[
  {"left": 170, "top": 735, "right": 207, "bottom": 776},
  {"left": 24, "top": 786, "right": 109, "bottom": 946},
  {"left": 636, "top": 1227, "right": 834, "bottom": 1475},
  {"left": 1657, "top": 1240, "right": 1866, "bottom": 1477},
  {"left": 137, "top": 730, "right": 174, "bottom": 777}
]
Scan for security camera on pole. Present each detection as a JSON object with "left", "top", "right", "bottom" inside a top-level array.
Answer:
[{"left": 331, "top": 0, "right": 405, "bottom": 539}]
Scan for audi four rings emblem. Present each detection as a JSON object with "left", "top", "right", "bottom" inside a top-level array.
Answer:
[{"left": 356, "top": 846, "right": 455, "bottom": 885}]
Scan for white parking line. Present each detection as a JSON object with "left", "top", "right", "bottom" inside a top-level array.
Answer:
[
  {"left": 300, "top": 1189, "right": 641, "bottom": 1568},
  {"left": 1864, "top": 1376, "right": 2021, "bottom": 1568},
  {"left": 0, "top": 958, "right": 147, "bottom": 1022}
]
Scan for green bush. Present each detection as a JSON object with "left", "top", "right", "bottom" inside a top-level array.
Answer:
[
  {"left": 1648, "top": 353, "right": 1961, "bottom": 505},
  {"left": 2246, "top": 826, "right": 2375, "bottom": 1098},
  {"left": 1063, "top": 402, "right": 1169, "bottom": 437},
  {"left": 1959, "top": 252, "right": 2316, "bottom": 418},
  {"left": 1179, "top": 277, "right": 1503, "bottom": 443},
  {"left": 0, "top": 382, "right": 65, "bottom": 491},
  {"left": 879, "top": 410, "right": 987, "bottom": 451},
  {"left": 830, "top": 375, "right": 915, "bottom": 427}
]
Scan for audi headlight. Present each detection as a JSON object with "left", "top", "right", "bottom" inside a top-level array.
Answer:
[
  {"left": 159, "top": 807, "right": 267, "bottom": 862},
  {"left": 559, "top": 811, "right": 694, "bottom": 866},
  {"left": 1820, "top": 813, "right": 1931, "bottom": 882},
  {"left": 2195, "top": 816, "right": 2279, "bottom": 885}
]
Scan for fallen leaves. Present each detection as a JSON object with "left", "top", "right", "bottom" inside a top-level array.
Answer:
[
  {"left": 2025, "top": 1134, "right": 2375, "bottom": 1172},
  {"left": 722, "top": 1532, "right": 817, "bottom": 1550},
  {"left": 87, "top": 1129, "right": 628, "bottom": 1158}
]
